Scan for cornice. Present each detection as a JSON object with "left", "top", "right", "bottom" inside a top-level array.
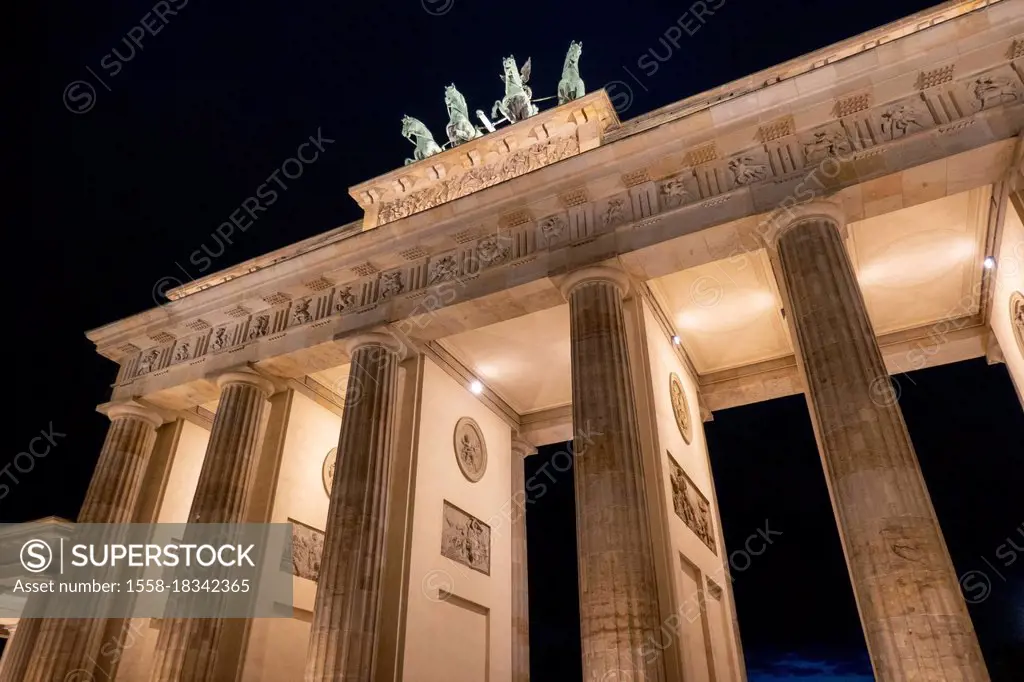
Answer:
[{"left": 606, "top": 0, "right": 1010, "bottom": 143}]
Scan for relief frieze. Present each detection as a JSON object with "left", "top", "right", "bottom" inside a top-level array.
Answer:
[
  {"left": 440, "top": 500, "right": 491, "bottom": 575},
  {"left": 116, "top": 61, "right": 1023, "bottom": 385},
  {"left": 376, "top": 135, "right": 580, "bottom": 226}
]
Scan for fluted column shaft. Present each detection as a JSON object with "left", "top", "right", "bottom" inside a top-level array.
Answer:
[
  {"left": 563, "top": 268, "right": 667, "bottom": 682},
  {"left": 150, "top": 371, "right": 273, "bottom": 682},
  {"left": 773, "top": 208, "right": 989, "bottom": 682},
  {"left": 18, "top": 403, "right": 161, "bottom": 682},
  {"left": 511, "top": 438, "right": 536, "bottom": 682},
  {"left": 305, "top": 334, "right": 402, "bottom": 682}
]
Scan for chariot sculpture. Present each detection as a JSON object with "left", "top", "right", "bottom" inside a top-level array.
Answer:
[{"left": 400, "top": 41, "right": 587, "bottom": 164}]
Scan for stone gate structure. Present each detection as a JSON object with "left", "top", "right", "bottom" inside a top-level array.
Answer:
[{"left": 3, "top": 0, "right": 1023, "bottom": 680}]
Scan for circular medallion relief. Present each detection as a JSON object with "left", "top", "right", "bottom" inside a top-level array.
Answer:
[
  {"left": 1012, "top": 291, "right": 1024, "bottom": 358},
  {"left": 453, "top": 417, "right": 487, "bottom": 483},
  {"left": 669, "top": 373, "right": 693, "bottom": 444},
  {"left": 322, "top": 447, "right": 337, "bottom": 496}
]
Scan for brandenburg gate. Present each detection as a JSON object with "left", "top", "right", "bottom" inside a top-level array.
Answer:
[{"left": 3, "top": 0, "right": 1022, "bottom": 679}]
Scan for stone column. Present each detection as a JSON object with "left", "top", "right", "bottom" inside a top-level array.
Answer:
[
  {"left": 305, "top": 333, "right": 403, "bottom": 682},
  {"left": 16, "top": 402, "right": 162, "bottom": 682},
  {"left": 768, "top": 203, "right": 989, "bottom": 682},
  {"left": 560, "top": 266, "right": 667, "bottom": 682},
  {"left": 150, "top": 370, "right": 274, "bottom": 682},
  {"left": 511, "top": 437, "right": 536, "bottom": 682}
]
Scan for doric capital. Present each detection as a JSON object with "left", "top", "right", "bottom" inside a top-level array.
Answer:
[
  {"left": 511, "top": 436, "right": 538, "bottom": 460},
  {"left": 97, "top": 400, "right": 163, "bottom": 429},
  {"left": 215, "top": 369, "right": 276, "bottom": 397},
  {"left": 558, "top": 265, "right": 631, "bottom": 300},
  {"left": 344, "top": 331, "right": 407, "bottom": 361},
  {"left": 760, "top": 200, "right": 847, "bottom": 250}
]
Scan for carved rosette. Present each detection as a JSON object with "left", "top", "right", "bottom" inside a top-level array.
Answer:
[
  {"left": 669, "top": 372, "right": 692, "bottom": 444},
  {"left": 1011, "top": 291, "right": 1024, "bottom": 357},
  {"left": 453, "top": 416, "right": 487, "bottom": 482},
  {"left": 322, "top": 446, "right": 337, "bottom": 495}
]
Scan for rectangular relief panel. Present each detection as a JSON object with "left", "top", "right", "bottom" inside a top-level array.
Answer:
[
  {"left": 668, "top": 452, "right": 717, "bottom": 554},
  {"left": 283, "top": 517, "right": 325, "bottom": 582},
  {"left": 440, "top": 500, "right": 491, "bottom": 575}
]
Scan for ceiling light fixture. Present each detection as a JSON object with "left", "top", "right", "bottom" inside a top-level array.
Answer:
[
  {"left": 983, "top": 256, "right": 996, "bottom": 270},
  {"left": 469, "top": 380, "right": 483, "bottom": 395}
]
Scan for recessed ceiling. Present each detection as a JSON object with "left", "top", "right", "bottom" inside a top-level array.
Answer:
[
  {"left": 440, "top": 306, "right": 572, "bottom": 415},
  {"left": 849, "top": 186, "right": 988, "bottom": 335},
  {"left": 650, "top": 250, "right": 791, "bottom": 374},
  {"left": 651, "top": 187, "right": 990, "bottom": 374}
]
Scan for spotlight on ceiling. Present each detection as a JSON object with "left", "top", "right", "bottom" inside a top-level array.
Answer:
[
  {"left": 469, "top": 380, "right": 484, "bottom": 395},
  {"left": 671, "top": 335, "right": 682, "bottom": 346},
  {"left": 983, "top": 256, "right": 996, "bottom": 270}
]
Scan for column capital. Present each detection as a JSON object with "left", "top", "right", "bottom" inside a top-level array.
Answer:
[
  {"left": 761, "top": 200, "right": 847, "bottom": 250},
  {"left": 344, "top": 331, "right": 406, "bottom": 360},
  {"left": 215, "top": 369, "right": 276, "bottom": 397},
  {"left": 558, "top": 265, "right": 631, "bottom": 300},
  {"left": 96, "top": 400, "right": 163, "bottom": 429},
  {"left": 511, "top": 436, "right": 538, "bottom": 460}
]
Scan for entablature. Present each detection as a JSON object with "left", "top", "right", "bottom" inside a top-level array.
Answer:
[{"left": 87, "top": 1, "right": 1024, "bottom": 408}]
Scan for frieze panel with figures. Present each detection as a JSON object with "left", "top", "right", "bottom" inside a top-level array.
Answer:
[
  {"left": 667, "top": 452, "right": 716, "bottom": 554},
  {"left": 440, "top": 501, "right": 491, "bottom": 575},
  {"left": 376, "top": 135, "right": 581, "bottom": 226}
]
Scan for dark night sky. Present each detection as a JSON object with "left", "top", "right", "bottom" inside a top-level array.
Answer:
[{"left": 10, "top": 0, "right": 1024, "bottom": 678}]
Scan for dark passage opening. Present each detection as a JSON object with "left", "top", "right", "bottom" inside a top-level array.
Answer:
[{"left": 525, "top": 359, "right": 1023, "bottom": 681}]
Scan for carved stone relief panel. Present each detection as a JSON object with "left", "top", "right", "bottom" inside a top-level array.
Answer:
[
  {"left": 657, "top": 171, "right": 697, "bottom": 211},
  {"left": 871, "top": 96, "right": 932, "bottom": 142},
  {"left": 333, "top": 285, "right": 358, "bottom": 313},
  {"left": 453, "top": 416, "right": 487, "bottom": 483},
  {"left": 1011, "top": 291, "right": 1024, "bottom": 357},
  {"left": 248, "top": 314, "right": 271, "bottom": 341},
  {"left": 670, "top": 372, "right": 692, "bottom": 444},
  {"left": 441, "top": 500, "right": 491, "bottom": 575},
  {"left": 597, "top": 194, "right": 632, "bottom": 229},
  {"left": 706, "top": 576, "right": 723, "bottom": 600},
  {"left": 538, "top": 212, "right": 568, "bottom": 245},
  {"left": 282, "top": 518, "right": 324, "bottom": 582},
  {"left": 476, "top": 232, "right": 512, "bottom": 267},
  {"left": 322, "top": 446, "right": 337, "bottom": 496},
  {"left": 375, "top": 135, "right": 580, "bottom": 226},
  {"left": 799, "top": 123, "right": 854, "bottom": 164},
  {"left": 429, "top": 252, "right": 460, "bottom": 284},
  {"left": 378, "top": 270, "right": 405, "bottom": 301},
  {"left": 172, "top": 340, "right": 192, "bottom": 364},
  {"left": 136, "top": 348, "right": 161, "bottom": 376},
  {"left": 667, "top": 452, "right": 716, "bottom": 554},
  {"left": 961, "top": 64, "right": 1023, "bottom": 113},
  {"left": 726, "top": 150, "right": 771, "bottom": 187},
  {"left": 290, "top": 298, "right": 313, "bottom": 326}
]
